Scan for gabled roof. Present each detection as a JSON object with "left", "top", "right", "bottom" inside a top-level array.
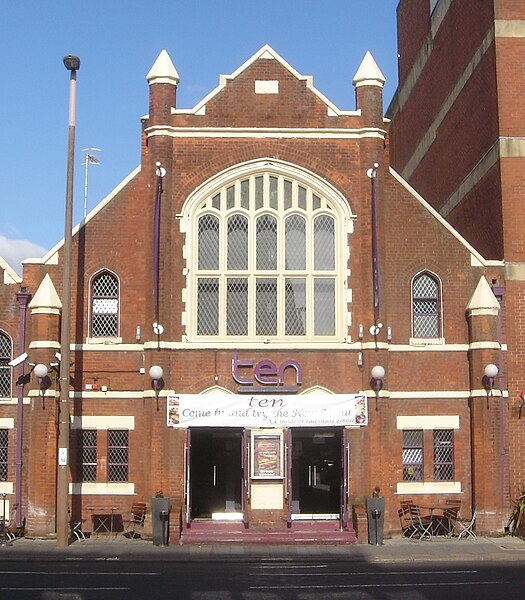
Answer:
[
  {"left": 0, "top": 255, "right": 21, "bottom": 285},
  {"left": 171, "top": 44, "right": 360, "bottom": 118}
]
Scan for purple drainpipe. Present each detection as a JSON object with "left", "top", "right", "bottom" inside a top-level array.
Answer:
[
  {"left": 153, "top": 164, "right": 164, "bottom": 326},
  {"left": 15, "top": 288, "right": 31, "bottom": 528}
]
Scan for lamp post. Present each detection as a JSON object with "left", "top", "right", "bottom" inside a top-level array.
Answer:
[{"left": 56, "top": 54, "right": 80, "bottom": 547}]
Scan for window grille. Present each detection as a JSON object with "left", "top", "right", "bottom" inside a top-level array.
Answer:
[
  {"left": 412, "top": 273, "right": 440, "bottom": 338},
  {"left": 0, "top": 333, "right": 12, "bottom": 398},
  {"left": 78, "top": 430, "right": 97, "bottom": 482},
  {"left": 107, "top": 430, "right": 128, "bottom": 482},
  {"left": 194, "top": 173, "right": 341, "bottom": 339},
  {"left": 402, "top": 429, "right": 423, "bottom": 481},
  {"left": 91, "top": 272, "right": 119, "bottom": 337},
  {"left": 433, "top": 429, "right": 454, "bottom": 481},
  {"left": 0, "top": 429, "right": 7, "bottom": 481}
]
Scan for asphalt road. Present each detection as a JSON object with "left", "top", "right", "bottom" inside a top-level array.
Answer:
[{"left": 0, "top": 558, "right": 523, "bottom": 599}]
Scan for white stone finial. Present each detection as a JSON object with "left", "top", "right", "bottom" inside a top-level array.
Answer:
[
  {"left": 353, "top": 51, "right": 386, "bottom": 88},
  {"left": 28, "top": 273, "right": 62, "bottom": 314},
  {"left": 147, "top": 49, "right": 180, "bottom": 85},
  {"left": 466, "top": 276, "right": 500, "bottom": 316}
]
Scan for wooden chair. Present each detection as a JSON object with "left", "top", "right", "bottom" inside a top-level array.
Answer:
[
  {"left": 398, "top": 502, "right": 413, "bottom": 536},
  {"left": 124, "top": 502, "right": 147, "bottom": 539}
]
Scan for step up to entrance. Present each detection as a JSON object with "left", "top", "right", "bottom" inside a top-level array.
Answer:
[{"left": 181, "top": 520, "right": 356, "bottom": 545}]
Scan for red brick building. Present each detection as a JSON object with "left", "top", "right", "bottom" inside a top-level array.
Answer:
[
  {"left": 0, "top": 43, "right": 506, "bottom": 542},
  {"left": 388, "top": 0, "right": 525, "bottom": 533}
]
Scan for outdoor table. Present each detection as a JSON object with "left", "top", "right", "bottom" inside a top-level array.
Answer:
[{"left": 90, "top": 508, "right": 118, "bottom": 537}]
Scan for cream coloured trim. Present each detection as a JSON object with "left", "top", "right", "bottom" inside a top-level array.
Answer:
[
  {"left": 85, "top": 337, "right": 123, "bottom": 345},
  {"left": 146, "top": 125, "right": 386, "bottom": 140},
  {"left": 389, "top": 391, "right": 470, "bottom": 399},
  {"left": 0, "top": 482, "right": 14, "bottom": 494},
  {"left": 71, "top": 391, "right": 148, "bottom": 400},
  {"left": 495, "top": 20, "right": 525, "bottom": 38},
  {"left": 0, "top": 256, "right": 21, "bottom": 284},
  {"left": 74, "top": 343, "right": 143, "bottom": 351},
  {"left": 396, "top": 481, "right": 461, "bottom": 495},
  {"left": 505, "top": 262, "right": 525, "bottom": 281},
  {"left": 0, "top": 418, "right": 14, "bottom": 428},
  {"left": 397, "top": 415, "right": 459, "bottom": 430},
  {"left": 28, "top": 340, "right": 61, "bottom": 350},
  {"left": 469, "top": 341, "right": 501, "bottom": 350},
  {"left": 409, "top": 337, "right": 445, "bottom": 346},
  {"left": 69, "top": 482, "right": 135, "bottom": 495},
  {"left": 70, "top": 416, "right": 135, "bottom": 430},
  {"left": 255, "top": 80, "right": 279, "bottom": 94},
  {"left": 30, "top": 307, "right": 61, "bottom": 315}
]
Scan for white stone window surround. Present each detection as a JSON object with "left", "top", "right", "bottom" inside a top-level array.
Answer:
[
  {"left": 180, "top": 159, "right": 355, "bottom": 343},
  {"left": 70, "top": 416, "right": 135, "bottom": 495},
  {"left": 396, "top": 415, "right": 461, "bottom": 494},
  {"left": 410, "top": 269, "right": 444, "bottom": 342}
]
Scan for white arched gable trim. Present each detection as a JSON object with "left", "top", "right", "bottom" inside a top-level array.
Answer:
[
  {"left": 180, "top": 158, "right": 355, "bottom": 233},
  {"left": 200, "top": 385, "right": 234, "bottom": 395},
  {"left": 300, "top": 385, "right": 335, "bottom": 395}
]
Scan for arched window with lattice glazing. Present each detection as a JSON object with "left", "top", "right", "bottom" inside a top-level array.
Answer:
[
  {"left": 193, "top": 172, "right": 343, "bottom": 340},
  {"left": 412, "top": 272, "right": 441, "bottom": 338},
  {"left": 91, "top": 271, "right": 119, "bottom": 338},
  {"left": 0, "top": 332, "right": 12, "bottom": 398}
]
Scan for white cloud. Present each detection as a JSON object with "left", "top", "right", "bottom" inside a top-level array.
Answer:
[{"left": 0, "top": 235, "right": 47, "bottom": 276}]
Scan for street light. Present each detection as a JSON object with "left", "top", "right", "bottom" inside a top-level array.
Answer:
[
  {"left": 371, "top": 365, "right": 385, "bottom": 411},
  {"left": 150, "top": 365, "right": 164, "bottom": 410},
  {"left": 483, "top": 363, "right": 498, "bottom": 407},
  {"left": 56, "top": 54, "right": 80, "bottom": 548}
]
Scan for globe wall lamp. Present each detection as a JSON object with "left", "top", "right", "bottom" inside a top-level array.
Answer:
[
  {"left": 483, "top": 363, "right": 498, "bottom": 407},
  {"left": 150, "top": 365, "right": 164, "bottom": 410},
  {"left": 370, "top": 365, "right": 385, "bottom": 411},
  {"left": 33, "top": 363, "right": 49, "bottom": 407}
]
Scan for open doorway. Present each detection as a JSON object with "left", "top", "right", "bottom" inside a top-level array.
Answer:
[
  {"left": 291, "top": 428, "right": 342, "bottom": 517},
  {"left": 189, "top": 428, "right": 243, "bottom": 520}
]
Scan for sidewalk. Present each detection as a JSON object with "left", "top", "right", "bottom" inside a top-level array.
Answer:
[{"left": 1, "top": 534, "right": 525, "bottom": 563}]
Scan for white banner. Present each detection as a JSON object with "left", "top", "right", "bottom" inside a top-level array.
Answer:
[{"left": 167, "top": 393, "right": 368, "bottom": 428}]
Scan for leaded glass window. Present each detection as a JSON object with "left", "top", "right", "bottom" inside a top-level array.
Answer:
[
  {"left": 0, "top": 332, "right": 12, "bottom": 398},
  {"left": 412, "top": 272, "right": 440, "bottom": 338},
  {"left": 402, "top": 429, "right": 423, "bottom": 481},
  {"left": 78, "top": 430, "right": 97, "bottom": 482},
  {"left": 193, "top": 172, "right": 341, "bottom": 340},
  {"left": 434, "top": 429, "right": 454, "bottom": 481},
  {"left": 91, "top": 272, "right": 119, "bottom": 337},
  {"left": 0, "top": 429, "right": 7, "bottom": 481},
  {"left": 107, "top": 430, "right": 128, "bottom": 482}
]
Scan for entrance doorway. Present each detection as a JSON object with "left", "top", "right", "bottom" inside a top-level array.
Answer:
[
  {"left": 291, "top": 428, "right": 343, "bottom": 516},
  {"left": 189, "top": 428, "right": 243, "bottom": 520}
]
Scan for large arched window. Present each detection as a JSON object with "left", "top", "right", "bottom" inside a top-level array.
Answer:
[
  {"left": 91, "top": 271, "right": 119, "bottom": 338},
  {"left": 0, "top": 331, "right": 12, "bottom": 398},
  {"left": 412, "top": 272, "right": 441, "bottom": 339},
  {"left": 190, "top": 167, "right": 346, "bottom": 341}
]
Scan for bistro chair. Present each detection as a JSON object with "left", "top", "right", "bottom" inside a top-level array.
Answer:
[
  {"left": 124, "top": 502, "right": 147, "bottom": 539},
  {"left": 408, "top": 504, "right": 433, "bottom": 541},
  {"left": 456, "top": 508, "right": 477, "bottom": 540},
  {"left": 398, "top": 502, "right": 414, "bottom": 536},
  {"left": 1, "top": 503, "right": 17, "bottom": 542},
  {"left": 440, "top": 506, "right": 460, "bottom": 537}
]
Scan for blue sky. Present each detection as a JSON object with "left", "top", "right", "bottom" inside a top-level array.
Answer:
[{"left": 0, "top": 0, "right": 399, "bottom": 274}]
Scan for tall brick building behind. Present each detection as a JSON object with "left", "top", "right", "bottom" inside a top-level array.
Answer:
[
  {"left": 0, "top": 36, "right": 510, "bottom": 542},
  {"left": 389, "top": 0, "right": 525, "bottom": 532}
]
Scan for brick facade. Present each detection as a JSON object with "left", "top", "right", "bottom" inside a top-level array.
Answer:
[{"left": 0, "top": 42, "right": 509, "bottom": 542}]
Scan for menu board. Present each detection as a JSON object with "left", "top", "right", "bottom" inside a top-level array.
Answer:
[{"left": 252, "top": 433, "right": 283, "bottom": 479}]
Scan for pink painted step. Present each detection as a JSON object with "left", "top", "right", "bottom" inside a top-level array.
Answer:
[{"left": 181, "top": 520, "right": 356, "bottom": 545}]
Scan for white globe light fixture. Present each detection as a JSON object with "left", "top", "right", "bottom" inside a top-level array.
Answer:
[{"left": 149, "top": 365, "right": 164, "bottom": 409}]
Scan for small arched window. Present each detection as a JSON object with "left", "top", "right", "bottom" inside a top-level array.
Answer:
[
  {"left": 412, "top": 272, "right": 441, "bottom": 338},
  {"left": 91, "top": 271, "right": 119, "bottom": 338},
  {"left": 0, "top": 332, "right": 12, "bottom": 398}
]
